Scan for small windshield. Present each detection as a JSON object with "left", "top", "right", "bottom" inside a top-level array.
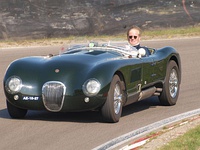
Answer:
[{"left": 62, "top": 42, "right": 139, "bottom": 58}]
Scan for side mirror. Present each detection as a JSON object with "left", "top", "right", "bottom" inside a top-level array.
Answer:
[{"left": 138, "top": 48, "right": 146, "bottom": 58}]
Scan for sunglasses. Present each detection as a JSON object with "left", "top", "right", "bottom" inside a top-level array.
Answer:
[{"left": 129, "top": 36, "right": 138, "bottom": 39}]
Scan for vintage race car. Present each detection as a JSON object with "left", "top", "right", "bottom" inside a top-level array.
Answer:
[{"left": 3, "top": 42, "right": 181, "bottom": 123}]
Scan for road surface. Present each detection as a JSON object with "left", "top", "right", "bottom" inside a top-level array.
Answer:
[{"left": 0, "top": 38, "right": 199, "bottom": 150}]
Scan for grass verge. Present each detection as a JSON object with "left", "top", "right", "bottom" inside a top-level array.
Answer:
[
  {"left": 142, "top": 25, "right": 200, "bottom": 39},
  {"left": 158, "top": 125, "right": 200, "bottom": 150},
  {"left": 0, "top": 25, "right": 200, "bottom": 48}
]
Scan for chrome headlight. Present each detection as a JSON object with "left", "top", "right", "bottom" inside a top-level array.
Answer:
[
  {"left": 83, "top": 78, "right": 101, "bottom": 96},
  {"left": 6, "top": 76, "right": 22, "bottom": 94}
]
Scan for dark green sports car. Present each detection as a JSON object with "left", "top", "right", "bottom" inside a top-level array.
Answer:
[{"left": 3, "top": 43, "right": 181, "bottom": 123}]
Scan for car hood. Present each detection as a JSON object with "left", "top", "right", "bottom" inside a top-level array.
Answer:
[
  {"left": 11, "top": 49, "right": 122, "bottom": 71},
  {"left": 7, "top": 49, "right": 121, "bottom": 72},
  {"left": 4, "top": 50, "right": 123, "bottom": 95}
]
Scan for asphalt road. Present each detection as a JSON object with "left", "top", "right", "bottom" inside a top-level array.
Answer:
[{"left": 0, "top": 38, "right": 200, "bottom": 150}]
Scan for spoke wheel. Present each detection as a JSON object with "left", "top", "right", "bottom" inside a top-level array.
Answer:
[
  {"left": 101, "top": 75, "right": 124, "bottom": 123},
  {"left": 114, "top": 83, "right": 122, "bottom": 115},
  {"left": 159, "top": 60, "right": 180, "bottom": 106},
  {"left": 169, "top": 68, "right": 178, "bottom": 98}
]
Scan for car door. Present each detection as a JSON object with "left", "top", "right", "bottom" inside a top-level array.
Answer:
[
  {"left": 141, "top": 51, "right": 166, "bottom": 85},
  {"left": 151, "top": 54, "right": 166, "bottom": 82},
  {"left": 140, "top": 56, "right": 155, "bottom": 87},
  {"left": 125, "top": 55, "right": 155, "bottom": 104}
]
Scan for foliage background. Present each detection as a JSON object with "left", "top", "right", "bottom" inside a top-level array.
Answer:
[{"left": 0, "top": 0, "right": 199, "bottom": 40}]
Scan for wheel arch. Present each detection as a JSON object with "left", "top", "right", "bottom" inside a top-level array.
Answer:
[
  {"left": 154, "top": 54, "right": 181, "bottom": 91},
  {"left": 114, "top": 70, "right": 126, "bottom": 90}
]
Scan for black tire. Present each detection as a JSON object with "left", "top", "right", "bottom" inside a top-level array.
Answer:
[
  {"left": 159, "top": 60, "right": 180, "bottom": 106},
  {"left": 101, "top": 75, "right": 124, "bottom": 123},
  {"left": 6, "top": 100, "right": 27, "bottom": 119}
]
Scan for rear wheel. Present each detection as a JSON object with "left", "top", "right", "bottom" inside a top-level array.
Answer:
[
  {"left": 101, "top": 75, "right": 124, "bottom": 123},
  {"left": 6, "top": 100, "right": 27, "bottom": 118},
  {"left": 159, "top": 60, "right": 180, "bottom": 106}
]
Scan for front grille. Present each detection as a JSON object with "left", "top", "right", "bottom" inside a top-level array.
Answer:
[{"left": 42, "top": 81, "right": 66, "bottom": 112}]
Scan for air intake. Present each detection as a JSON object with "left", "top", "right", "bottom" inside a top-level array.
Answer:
[{"left": 42, "top": 81, "right": 66, "bottom": 112}]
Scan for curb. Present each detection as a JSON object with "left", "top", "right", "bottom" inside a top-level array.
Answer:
[
  {"left": 93, "top": 109, "right": 200, "bottom": 150},
  {"left": 120, "top": 115, "right": 200, "bottom": 150}
]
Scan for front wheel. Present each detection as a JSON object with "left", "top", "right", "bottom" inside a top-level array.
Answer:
[
  {"left": 101, "top": 75, "right": 125, "bottom": 123},
  {"left": 6, "top": 100, "right": 27, "bottom": 119},
  {"left": 159, "top": 60, "right": 180, "bottom": 106}
]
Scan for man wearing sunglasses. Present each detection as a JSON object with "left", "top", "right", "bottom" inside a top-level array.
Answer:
[{"left": 127, "top": 25, "right": 150, "bottom": 56}]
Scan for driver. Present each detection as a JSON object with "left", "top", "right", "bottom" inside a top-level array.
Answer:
[{"left": 127, "top": 25, "right": 150, "bottom": 56}]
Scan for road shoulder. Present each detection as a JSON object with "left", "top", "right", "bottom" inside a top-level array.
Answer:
[{"left": 121, "top": 115, "right": 200, "bottom": 150}]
